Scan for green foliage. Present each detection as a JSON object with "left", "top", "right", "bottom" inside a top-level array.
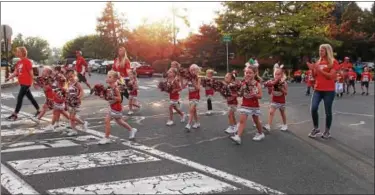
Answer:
[
  {"left": 12, "top": 33, "right": 51, "bottom": 63},
  {"left": 151, "top": 59, "right": 171, "bottom": 73}
]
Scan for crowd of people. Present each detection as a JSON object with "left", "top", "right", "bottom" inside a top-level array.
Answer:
[{"left": 4, "top": 43, "right": 372, "bottom": 145}]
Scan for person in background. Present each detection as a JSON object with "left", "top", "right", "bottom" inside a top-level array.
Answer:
[
  {"left": 340, "top": 57, "right": 353, "bottom": 94},
  {"left": 360, "top": 67, "right": 372, "bottom": 96},
  {"left": 354, "top": 58, "right": 363, "bottom": 81},
  {"left": 5, "top": 47, "right": 40, "bottom": 121},
  {"left": 75, "top": 50, "right": 92, "bottom": 92},
  {"left": 347, "top": 68, "right": 357, "bottom": 94},
  {"left": 112, "top": 47, "right": 131, "bottom": 102},
  {"left": 293, "top": 69, "right": 302, "bottom": 83}
]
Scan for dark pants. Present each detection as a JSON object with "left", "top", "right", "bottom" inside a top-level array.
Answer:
[
  {"left": 120, "top": 90, "right": 129, "bottom": 103},
  {"left": 311, "top": 90, "right": 335, "bottom": 131},
  {"left": 306, "top": 86, "right": 311, "bottom": 95},
  {"left": 15, "top": 85, "right": 40, "bottom": 114},
  {"left": 207, "top": 98, "right": 212, "bottom": 111}
]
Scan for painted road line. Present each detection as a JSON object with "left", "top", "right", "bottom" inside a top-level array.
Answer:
[
  {"left": 1, "top": 164, "right": 39, "bottom": 195},
  {"left": 1, "top": 93, "right": 15, "bottom": 100},
  {"left": 84, "top": 129, "right": 285, "bottom": 195},
  {"left": 138, "top": 86, "right": 151, "bottom": 90},
  {"left": 1, "top": 119, "right": 37, "bottom": 127},
  {"left": 7, "top": 150, "right": 161, "bottom": 176},
  {"left": 2, "top": 135, "right": 100, "bottom": 153},
  {"left": 1, "top": 128, "right": 50, "bottom": 137},
  {"left": 47, "top": 171, "right": 238, "bottom": 194},
  {"left": 334, "top": 111, "right": 374, "bottom": 118}
]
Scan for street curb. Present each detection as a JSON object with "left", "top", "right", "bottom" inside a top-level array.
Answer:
[{"left": 1, "top": 81, "right": 18, "bottom": 89}]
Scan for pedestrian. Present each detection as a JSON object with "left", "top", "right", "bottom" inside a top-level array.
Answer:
[
  {"left": 75, "top": 50, "right": 92, "bottom": 92},
  {"left": 185, "top": 64, "right": 201, "bottom": 131},
  {"left": 335, "top": 70, "right": 344, "bottom": 98},
  {"left": 164, "top": 68, "right": 186, "bottom": 126},
  {"left": 204, "top": 69, "right": 215, "bottom": 115},
  {"left": 360, "top": 67, "right": 371, "bottom": 95},
  {"left": 222, "top": 72, "right": 239, "bottom": 134},
  {"left": 347, "top": 68, "right": 357, "bottom": 94},
  {"left": 112, "top": 47, "right": 131, "bottom": 102},
  {"left": 305, "top": 69, "right": 314, "bottom": 96},
  {"left": 98, "top": 70, "right": 137, "bottom": 145},
  {"left": 306, "top": 44, "right": 339, "bottom": 139},
  {"left": 65, "top": 69, "right": 88, "bottom": 136},
  {"left": 230, "top": 66, "right": 264, "bottom": 145},
  {"left": 127, "top": 69, "right": 141, "bottom": 115},
  {"left": 5, "top": 47, "right": 40, "bottom": 121},
  {"left": 340, "top": 57, "right": 353, "bottom": 94},
  {"left": 263, "top": 68, "right": 288, "bottom": 132}
]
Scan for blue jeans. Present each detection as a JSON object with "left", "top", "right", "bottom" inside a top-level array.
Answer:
[{"left": 310, "top": 90, "right": 335, "bottom": 131}]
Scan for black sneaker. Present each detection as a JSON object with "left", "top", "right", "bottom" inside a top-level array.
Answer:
[
  {"left": 340, "top": 93, "right": 343, "bottom": 97},
  {"left": 6, "top": 114, "right": 18, "bottom": 121},
  {"left": 366, "top": 92, "right": 369, "bottom": 96},
  {"left": 308, "top": 129, "right": 320, "bottom": 138},
  {"left": 321, "top": 131, "right": 331, "bottom": 139},
  {"left": 361, "top": 92, "right": 365, "bottom": 95},
  {"left": 353, "top": 91, "right": 356, "bottom": 95}
]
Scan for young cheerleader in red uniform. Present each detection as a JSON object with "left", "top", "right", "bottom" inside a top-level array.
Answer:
[
  {"left": 305, "top": 69, "right": 315, "bottom": 96},
  {"left": 185, "top": 64, "right": 201, "bottom": 131},
  {"left": 204, "top": 69, "right": 215, "bottom": 115},
  {"left": 360, "top": 67, "right": 372, "bottom": 95},
  {"left": 347, "top": 68, "right": 357, "bottom": 94},
  {"left": 127, "top": 69, "right": 141, "bottom": 115},
  {"left": 97, "top": 70, "right": 138, "bottom": 145},
  {"left": 165, "top": 68, "right": 186, "bottom": 125},
  {"left": 230, "top": 66, "right": 264, "bottom": 144},
  {"left": 222, "top": 72, "right": 239, "bottom": 134},
  {"left": 65, "top": 70, "right": 88, "bottom": 136},
  {"left": 263, "top": 68, "right": 288, "bottom": 132}
]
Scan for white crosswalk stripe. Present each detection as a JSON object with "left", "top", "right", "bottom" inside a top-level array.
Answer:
[{"left": 0, "top": 104, "right": 284, "bottom": 195}]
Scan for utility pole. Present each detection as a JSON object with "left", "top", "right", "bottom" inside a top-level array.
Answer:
[
  {"left": 172, "top": 3, "right": 176, "bottom": 60},
  {"left": 223, "top": 34, "right": 231, "bottom": 73}
]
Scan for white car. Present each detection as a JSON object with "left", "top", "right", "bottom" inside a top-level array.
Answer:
[
  {"left": 88, "top": 59, "right": 103, "bottom": 71},
  {"left": 130, "top": 62, "right": 142, "bottom": 69}
]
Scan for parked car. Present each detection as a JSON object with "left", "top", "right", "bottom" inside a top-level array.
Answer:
[
  {"left": 88, "top": 59, "right": 103, "bottom": 71},
  {"left": 98, "top": 60, "right": 114, "bottom": 74},
  {"left": 135, "top": 63, "right": 154, "bottom": 77}
]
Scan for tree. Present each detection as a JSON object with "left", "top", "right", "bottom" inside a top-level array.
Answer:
[
  {"left": 171, "top": 4, "right": 190, "bottom": 59},
  {"left": 96, "top": 2, "right": 129, "bottom": 58},
  {"left": 216, "top": 2, "right": 339, "bottom": 69},
  {"left": 62, "top": 36, "right": 90, "bottom": 58},
  {"left": 11, "top": 34, "right": 51, "bottom": 63}
]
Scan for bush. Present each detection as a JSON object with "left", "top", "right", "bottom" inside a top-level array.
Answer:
[{"left": 152, "top": 59, "right": 172, "bottom": 73}]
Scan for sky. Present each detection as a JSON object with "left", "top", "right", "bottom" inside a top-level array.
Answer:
[{"left": 1, "top": 1, "right": 373, "bottom": 48}]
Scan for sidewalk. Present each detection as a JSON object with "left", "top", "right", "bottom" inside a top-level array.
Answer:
[{"left": 1, "top": 69, "right": 18, "bottom": 88}]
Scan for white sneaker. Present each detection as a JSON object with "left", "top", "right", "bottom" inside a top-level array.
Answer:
[
  {"left": 129, "top": 128, "right": 137, "bottom": 140},
  {"left": 280, "top": 124, "right": 288, "bottom": 131},
  {"left": 166, "top": 120, "right": 174, "bottom": 126},
  {"left": 83, "top": 121, "right": 88, "bottom": 131},
  {"left": 206, "top": 111, "right": 212, "bottom": 115},
  {"left": 225, "top": 126, "right": 237, "bottom": 134},
  {"left": 263, "top": 124, "right": 271, "bottom": 133},
  {"left": 230, "top": 134, "right": 241, "bottom": 145},
  {"left": 252, "top": 133, "right": 265, "bottom": 141},
  {"left": 192, "top": 122, "right": 200, "bottom": 129},
  {"left": 44, "top": 124, "right": 55, "bottom": 131},
  {"left": 185, "top": 124, "right": 191, "bottom": 131},
  {"left": 173, "top": 109, "right": 177, "bottom": 114},
  {"left": 98, "top": 137, "right": 111, "bottom": 145},
  {"left": 128, "top": 111, "right": 134, "bottom": 115},
  {"left": 67, "top": 130, "right": 78, "bottom": 136},
  {"left": 180, "top": 113, "right": 186, "bottom": 123}
]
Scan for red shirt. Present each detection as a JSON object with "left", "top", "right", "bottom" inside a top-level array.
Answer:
[
  {"left": 44, "top": 85, "right": 54, "bottom": 99},
  {"left": 314, "top": 59, "right": 339, "bottom": 91},
  {"left": 340, "top": 62, "right": 353, "bottom": 70},
  {"left": 15, "top": 58, "right": 33, "bottom": 86},
  {"left": 108, "top": 87, "right": 122, "bottom": 112},
  {"left": 348, "top": 71, "right": 357, "bottom": 80},
  {"left": 270, "top": 80, "right": 287, "bottom": 104},
  {"left": 361, "top": 72, "right": 372, "bottom": 82},
  {"left": 294, "top": 70, "right": 302, "bottom": 77},
  {"left": 305, "top": 70, "right": 315, "bottom": 87},
  {"left": 336, "top": 73, "right": 344, "bottom": 83},
  {"left": 53, "top": 87, "right": 66, "bottom": 104},
  {"left": 187, "top": 80, "right": 200, "bottom": 100},
  {"left": 113, "top": 58, "right": 131, "bottom": 78},
  {"left": 75, "top": 56, "right": 87, "bottom": 73},
  {"left": 241, "top": 81, "right": 260, "bottom": 108}
]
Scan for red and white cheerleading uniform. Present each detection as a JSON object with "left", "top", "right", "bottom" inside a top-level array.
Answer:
[
  {"left": 270, "top": 80, "right": 287, "bottom": 110},
  {"left": 107, "top": 87, "right": 123, "bottom": 119},
  {"left": 238, "top": 80, "right": 261, "bottom": 116},
  {"left": 128, "top": 79, "right": 138, "bottom": 100},
  {"left": 53, "top": 86, "right": 67, "bottom": 111},
  {"left": 169, "top": 79, "right": 180, "bottom": 106},
  {"left": 227, "top": 91, "right": 238, "bottom": 112},
  {"left": 205, "top": 78, "right": 215, "bottom": 98},
  {"left": 67, "top": 81, "right": 82, "bottom": 112},
  {"left": 187, "top": 79, "right": 200, "bottom": 105},
  {"left": 305, "top": 70, "right": 315, "bottom": 88}
]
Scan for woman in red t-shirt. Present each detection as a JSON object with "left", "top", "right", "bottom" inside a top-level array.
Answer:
[
  {"left": 306, "top": 44, "right": 339, "bottom": 139},
  {"left": 6, "top": 47, "right": 40, "bottom": 121},
  {"left": 112, "top": 47, "right": 131, "bottom": 102}
]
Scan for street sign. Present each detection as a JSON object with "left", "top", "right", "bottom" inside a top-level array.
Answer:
[
  {"left": 223, "top": 35, "right": 231, "bottom": 42},
  {"left": 0, "top": 25, "right": 13, "bottom": 40}
]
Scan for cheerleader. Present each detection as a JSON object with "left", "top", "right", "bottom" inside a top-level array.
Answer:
[
  {"left": 347, "top": 68, "right": 357, "bottom": 94},
  {"left": 204, "top": 69, "right": 215, "bottom": 115},
  {"left": 65, "top": 70, "right": 88, "bottom": 136},
  {"left": 44, "top": 73, "right": 71, "bottom": 131},
  {"left": 127, "top": 69, "right": 141, "bottom": 115},
  {"left": 98, "top": 70, "right": 137, "bottom": 145},
  {"left": 34, "top": 67, "right": 69, "bottom": 123},
  {"left": 222, "top": 72, "right": 239, "bottom": 134},
  {"left": 360, "top": 67, "right": 371, "bottom": 95},
  {"left": 185, "top": 64, "right": 201, "bottom": 131},
  {"left": 165, "top": 68, "right": 186, "bottom": 125},
  {"left": 230, "top": 66, "right": 264, "bottom": 144},
  {"left": 263, "top": 68, "right": 288, "bottom": 132},
  {"left": 335, "top": 70, "right": 344, "bottom": 97},
  {"left": 171, "top": 61, "right": 184, "bottom": 110},
  {"left": 305, "top": 69, "right": 315, "bottom": 96}
]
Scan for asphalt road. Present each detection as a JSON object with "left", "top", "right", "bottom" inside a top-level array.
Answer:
[{"left": 1, "top": 72, "right": 374, "bottom": 194}]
